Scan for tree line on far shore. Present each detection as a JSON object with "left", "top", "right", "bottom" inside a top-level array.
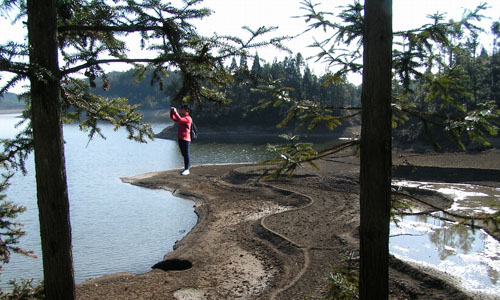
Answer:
[
  {"left": 0, "top": 93, "right": 23, "bottom": 109},
  {"left": 1, "top": 53, "right": 362, "bottom": 134},
  {"left": 88, "top": 53, "right": 361, "bottom": 130},
  {"left": 92, "top": 34, "right": 500, "bottom": 146},
  {"left": 4, "top": 39, "right": 498, "bottom": 143}
]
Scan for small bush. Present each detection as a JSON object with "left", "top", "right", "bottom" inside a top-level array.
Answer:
[
  {"left": 325, "top": 251, "right": 359, "bottom": 300},
  {"left": 0, "top": 280, "right": 44, "bottom": 300}
]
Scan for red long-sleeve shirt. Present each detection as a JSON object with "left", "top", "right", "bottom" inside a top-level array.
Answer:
[{"left": 170, "top": 110, "right": 192, "bottom": 141}]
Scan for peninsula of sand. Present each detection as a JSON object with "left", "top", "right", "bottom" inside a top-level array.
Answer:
[{"left": 76, "top": 148, "right": 500, "bottom": 300}]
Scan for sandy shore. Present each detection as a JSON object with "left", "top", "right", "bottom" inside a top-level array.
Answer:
[{"left": 76, "top": 148, "right": 500, "bottom": 300}]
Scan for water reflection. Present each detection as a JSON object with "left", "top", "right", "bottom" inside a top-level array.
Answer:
[
  {"left": 390, "top": 181, "right": 500, "bottom": 296},
  {"left": 425, "top": 214, "right": 475, "bottom": 260}
]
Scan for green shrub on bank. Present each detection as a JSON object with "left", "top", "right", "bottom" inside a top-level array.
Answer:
[
  {"left": 326, "top": 251, "right": 359, "bottom": 300},
  {"left": 0, "top": 280, "right": 44, "bottom": 300}
]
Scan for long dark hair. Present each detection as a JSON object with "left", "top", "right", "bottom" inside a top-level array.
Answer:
[{"left": 181, "top": 104, "right": 191, "bottom": 116}]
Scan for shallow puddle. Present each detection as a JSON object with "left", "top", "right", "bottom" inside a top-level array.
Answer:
[{"left": 390, "top": 181, "right": 500, "bottom": 297}]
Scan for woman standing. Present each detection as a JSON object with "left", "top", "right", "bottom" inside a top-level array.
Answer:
[{"left": 170, "top": 104, "right": 192, "bottom": 175}]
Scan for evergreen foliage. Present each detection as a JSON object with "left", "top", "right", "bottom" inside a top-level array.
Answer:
[
  {"left": 91, "top": 70, "right": 180, "bottom": 109},
  {"left": 0, "top": 0, "right": 288, "bottom": 298},
  {"left": 192, "top": 53, "right": 361, "bottom": 128},
  {"left": 326, "top": 251, "right": 359, "bottom": 300},
  {"left": 0, "top": 171, "right": 43, "bottom": 299},
  {"left": 0, "top": 176, "right": 34, "bottom": 267},
  {"left": 79, "top": 54, "right": 361, "bottom": 129},
  {"left": 258, "top": 0, "right": 500, "bottom": 181}
]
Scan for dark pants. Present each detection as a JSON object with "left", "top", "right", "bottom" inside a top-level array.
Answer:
[{"left": 178, "top": 139, "right": 190, "bottom": 170}]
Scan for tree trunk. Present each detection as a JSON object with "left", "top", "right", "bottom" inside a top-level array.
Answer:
[
  {"left": 27, "top": 1, "right": 76, "bottom": 299},
  {"left": 359, "top": 0, "right": 392, "bottom": 299}
]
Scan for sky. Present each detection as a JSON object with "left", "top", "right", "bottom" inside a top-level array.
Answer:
[
  {"left": 1, "top": 0, "right": 498, "bottom": 92},
  {"left": 193, "top": 0, "right": 498, "bottom": 74}
]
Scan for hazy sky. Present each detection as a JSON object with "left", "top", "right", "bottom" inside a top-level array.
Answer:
[
  {"left": 194, "top": 0, "right": 498, "bottom": 72},
  {"left": 1, "top": 0, "right": 498, "bottom": 92}
]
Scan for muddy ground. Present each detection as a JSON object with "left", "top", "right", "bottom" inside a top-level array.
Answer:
[{"left": 76, "top": 148, "right": 500, "bottom": 300}]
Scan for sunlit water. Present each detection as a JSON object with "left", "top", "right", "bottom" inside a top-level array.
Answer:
[
  {"left": 391, "top": 180, "right": 500, "bottom": 298},
  {"left": 0, "top": 114, "right": 272, "bottom": 289}
]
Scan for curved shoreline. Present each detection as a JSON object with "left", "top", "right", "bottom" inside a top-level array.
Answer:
[{"left": 77, "top": 149, "right": 500, "bottom": 300}]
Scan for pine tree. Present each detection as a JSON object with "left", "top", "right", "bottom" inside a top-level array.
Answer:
[
  {"left": 0, "top": 1, "right": 286, "bottom": 299},
  {"left": 492, "top": 21, "right": 500, "bottom": 106},
  {"left": 229, "top": 57, "right": 238, "bottom": 74},
  {"left": 239, "top": 54, "right": 249, "bottom": 70},
  {"left": 251, "top": 52, "right": 262, "bottom": 75},
  {"left": 359, "top": 0, "right": 392, "bottom": 298}
]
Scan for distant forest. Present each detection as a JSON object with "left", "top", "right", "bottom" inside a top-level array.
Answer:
[
  {"left": 0, "top": 53, "right": 362, "bottom": 131},
  {"left": 92, "top": 53, "right": 362, "bottom": 130},
  {"left": 0, "top": 92, "right": 23, "bottom": 109},
  {"left": 81, "top": 43, "right": 500, "bottom": 146},
  {"left": 4, "top": 43, "right": 499, "bottom": 143}
]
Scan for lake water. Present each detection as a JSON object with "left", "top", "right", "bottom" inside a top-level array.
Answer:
[
  {"left": 2, "top": 113, "right": 500, "bottom": 297},
  {"left": 390, "top": 181, "right": 500, "bottom": 298},
  {"left": 0, "top": 113, "right": 272, "bottom": 288}
]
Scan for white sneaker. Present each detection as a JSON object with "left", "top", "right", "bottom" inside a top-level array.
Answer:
[{"left": 181, "top": 169, "right": 190, "bottom": 176}]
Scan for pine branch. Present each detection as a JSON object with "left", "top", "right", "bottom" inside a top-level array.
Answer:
[
  {"left": 61, "top": 57, "right": 174, "bottom": 75},
  {"left": 58, "top": 24, "right": 163, "bottom": 33},
  {"left": 393, "top": 104, "right": 447, "bottom": 128},
  {"left": 393, "top": 190, "right": 500, "bottom": 232},
  {"left": 1, "top": 131, "right": 33, "bottom": 175},
  {"left": 257, "top": 139, "right": 359, "bottom": 180},
  {"left": 0, "top": 59, "right": 29, "bottom": 75},
  {"left": 313, "top": 140, "right": 359, "bottom": 161},
  {"left": 313, "top": 106, "right": 361, "bottom": 110}
]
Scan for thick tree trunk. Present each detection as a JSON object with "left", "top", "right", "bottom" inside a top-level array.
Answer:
[
  {"left": 27, "top": 1, "right": 76, "bottom": 299},
  {"left": 359, "top": 0, "right": 392, "bottom": 299}
]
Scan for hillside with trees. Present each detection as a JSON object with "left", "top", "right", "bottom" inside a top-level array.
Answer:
[
  {"left": 0, "top": 92, "right": 23, "bottom": 109},
  {"left": 200, "top": 53, "right": 361, "bottom": 130},
  {"left": 94, "top": 27, "right": 500, "bottom": 147},
  {"left": 92, "top": 70, "right": 179, "bottom": 110},
  {"left": 93, "top": 53, "right": 361, "bottom": 133},
  {"left": 392, "top": 33, "right": 500, "bottom": 150}
]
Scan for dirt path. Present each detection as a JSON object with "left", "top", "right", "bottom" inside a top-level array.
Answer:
[{"left": 76, "top": 149, "right": 500, "bottom": 300}]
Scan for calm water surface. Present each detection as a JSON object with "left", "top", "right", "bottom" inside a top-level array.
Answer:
[
  {"left": 390, "top": 181, "right": 500, "bottom": 298},
  {"left": 4, "top": 113, "right": 499, "bottom": 297},
  {"left": 0, "top": 114, "right": 272, "bottom": 288}
]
